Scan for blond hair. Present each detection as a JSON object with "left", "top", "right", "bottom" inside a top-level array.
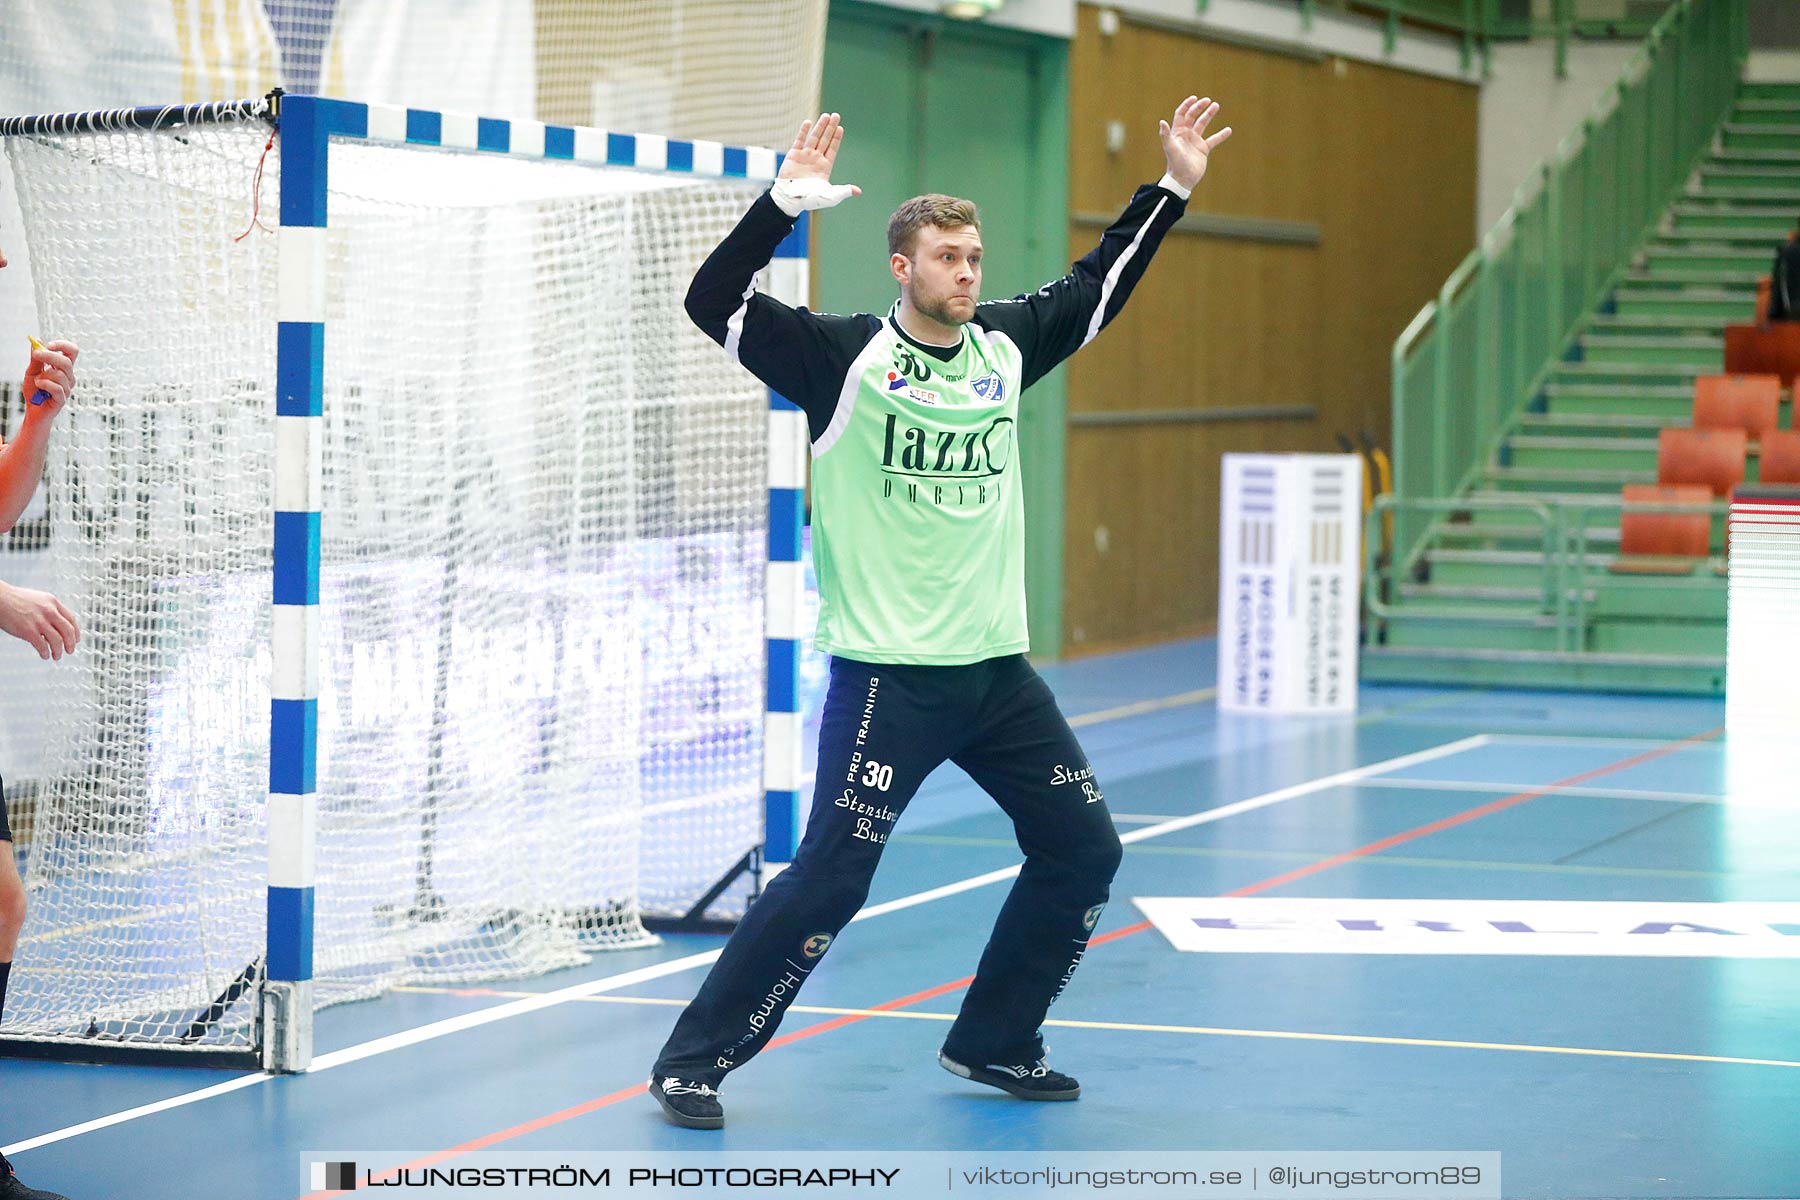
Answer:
[{"left": 886, "top": 194, "right": 980, "bottom": 257}]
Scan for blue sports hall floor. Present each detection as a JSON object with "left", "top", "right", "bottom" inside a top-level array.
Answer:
[{"left": 3, "top": 638, "right": 1795, "bottom": 1199}]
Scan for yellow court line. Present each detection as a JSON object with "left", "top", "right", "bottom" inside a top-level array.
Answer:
[
  {"left": 1067, "top": 687, "right": 1214, "bottom": 728},
  {"left": 389, "top": 987, "right": 1800, "bottom": 1070},
  {"left": 1052, "top": 678, "right": 1464, "bottom": 731},
  {"left": 1353, "top": 690, "right": 1481, "bottom": 726},
  {"left": 19, "top": 903, "right": 196, "bottom": 946},
  {"left": 1032, "top": 1018, "right": 1800, "bottom": 1069}
]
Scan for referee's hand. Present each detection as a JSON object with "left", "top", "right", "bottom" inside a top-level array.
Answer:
[{"left": 0, "top": 581, "right": 80, "bottom": 660}]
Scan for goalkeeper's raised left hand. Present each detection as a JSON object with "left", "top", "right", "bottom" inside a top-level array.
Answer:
[{"left": 773, "top": 112, "right": 861, "bottom": 217}]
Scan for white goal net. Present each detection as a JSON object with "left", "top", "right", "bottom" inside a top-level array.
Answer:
[{"left": 0, "top": 110, "right": 769, "bottom": 1052}]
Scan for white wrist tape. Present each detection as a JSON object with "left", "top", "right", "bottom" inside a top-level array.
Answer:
[{"left": 771, "top": 177, "right": 859, "bottom": 217}]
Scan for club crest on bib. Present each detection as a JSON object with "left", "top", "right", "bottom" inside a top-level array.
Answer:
[{"left": 970, "top": 371, "right": 1005, "bottom": 405}]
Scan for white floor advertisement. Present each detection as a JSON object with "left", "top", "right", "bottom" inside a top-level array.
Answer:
[{"left": 1133, "top": 897, "right": 1800, "bottom": 957}]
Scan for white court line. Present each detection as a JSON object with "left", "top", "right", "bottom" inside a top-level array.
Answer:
[
  {"left": 5, "top": 731, "right": 1486, "bottom": 1156},
  {"left": 1113, "top": 735, "right": 1492, "bottom": 846},
  {"left": 393, "top": 990, "right": 1800, "bottom": 1068},
  {"left": 1359, "top": 775, "right": 1739, "bottom": 807},
  {"left": 791, "top": 685, "right": 1217, "bottom": 799},
  {"left": 857, "top": 736, "right": 1492, "bottom": 919},
  {"left": 784, "top": 690, "right": 1209, "bottom": 820},
  {"left": 0, "top": 1075, "right": 273, "bottom": 1155},
  {"left": 2, "top": 951, "right": 730, "bottom": 1156}
]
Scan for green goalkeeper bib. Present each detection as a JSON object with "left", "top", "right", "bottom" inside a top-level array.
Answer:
[{"left": 810, "top": 313, "right": 1028, "bottom": 665}]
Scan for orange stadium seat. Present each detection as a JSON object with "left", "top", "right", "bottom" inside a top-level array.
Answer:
[
  {"left": 1692, "top": 374, "right": 1781, "bottom": 442},
  {"left": 1724, "top": 322, "right": 1800, "bottom": 386},
  {"left": 1758, "top": 431, "right": 1800, "bottom": 486},
  {"left": 1657, "top": 427, "right": 1747, "bottom": 497},
  {"left": 1615, "top": 483, "right": 1712, "bottom": 568}
]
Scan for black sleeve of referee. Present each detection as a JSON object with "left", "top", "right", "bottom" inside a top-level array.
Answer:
[
  {"left": 975, "top": 181, "right": 1188, "bottom": 391},
  {"left": 685, "top": 190, "right": 878, "bottom": 441}
]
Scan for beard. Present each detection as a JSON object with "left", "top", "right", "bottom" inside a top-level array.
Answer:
[{"left": 913, "top": 289, "right": 977, "bottom": 328}]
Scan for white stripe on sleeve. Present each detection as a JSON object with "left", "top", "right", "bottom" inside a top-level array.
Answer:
[{"left": 1082, "top": 195, "right": 1168, "bottom": 348}]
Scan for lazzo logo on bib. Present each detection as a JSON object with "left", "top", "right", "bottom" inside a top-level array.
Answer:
[{"left": 879, "top": 414, "right": 1013, "bottom": 479}]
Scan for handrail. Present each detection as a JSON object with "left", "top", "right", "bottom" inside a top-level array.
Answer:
[
  {"left": 1367, "top": 493, "right": 1729, "bottom": 656},
  {"left": 1562, "top": 496, "right": 1729, "bottom": 640},
  {"left": 1366, "top": 494, "right": 1559, "bottom": 623},
  {"left": 1387, "top": 0, "right": 1748, "bottom": 569},
  {"left": 1393, "top": 298, "right": 1439, "bottom": 364},
  {"left": 1282, "top": 0, "right": 1684, "bottom": 63},
  {"left": 1439, "top": 248, "right": 1485, "bottom": 305}
]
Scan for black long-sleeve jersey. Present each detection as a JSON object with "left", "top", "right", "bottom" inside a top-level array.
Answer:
[
  {"left": 684, "top": 181, "right": 1190, "bottom": 440},
  {"left": 684, "top": 180, "right": 1188, "bottom": 663}
]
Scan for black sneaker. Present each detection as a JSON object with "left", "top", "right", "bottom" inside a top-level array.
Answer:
[
  {"left": 0, "top": 1154, "right": 70, "bottom": 1200},
  {"left": 938, "top": 1049, "right": 1081, "bottom": 1100},
  {"left": 649, "top": 1074, "right": 725, "bottom": 1130}
]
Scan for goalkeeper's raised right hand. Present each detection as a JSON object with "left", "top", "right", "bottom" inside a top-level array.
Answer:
[{"left": 772, "top": 112, "right": 860, "bottom": 218}]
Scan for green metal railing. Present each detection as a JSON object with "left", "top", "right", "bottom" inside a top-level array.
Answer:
[
  {"left": 1234, "top": 2, "right": 1682, "bottom": 71},
  {"left": 1388, "top": 0, "right": 1747, "bottom": 569},
  {"left": 1366, "top": 493, "right": 1728, "bottom": 655},
  {"left": 1386, "top": 0, "right": 1673, "bottom": 41}
]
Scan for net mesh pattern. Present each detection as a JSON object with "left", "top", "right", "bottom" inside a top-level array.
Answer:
[
  {"left": 533, "top": 0, "right": 827, "bottom": 147},
  {"left": 0, "top": 117, "right": 767, "bottom": 1049},
  {"left": 0, "top": 2, "right": 825, "bottom": 150}
]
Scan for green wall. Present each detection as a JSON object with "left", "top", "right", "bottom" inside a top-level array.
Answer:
[{"left": 817, "top": 0, "right": 1070, "bottom": 657}]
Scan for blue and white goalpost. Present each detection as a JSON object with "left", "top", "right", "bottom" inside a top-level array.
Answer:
[{"left": 0, "top": 93, "right": 805, "bottom": 1071}]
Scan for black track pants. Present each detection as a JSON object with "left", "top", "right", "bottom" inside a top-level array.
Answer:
[{"left": 652, "top": 654, "right": 1123, "bottom": 1086}]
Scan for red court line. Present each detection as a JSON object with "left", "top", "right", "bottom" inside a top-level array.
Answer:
[
  {"left": 1097, "top": 723, "right": 1723, "bottom": 940},
  {"left": 296, "top": 1077, "right": 649, "bottom": 1198},
  {"left": 296, "top": 723, "right": 1720, "bottom": 1197},
  {"left": 297, "top": 975, "right": 979, "bottom": 1198},
  {"left": 1228, "top": 724, "right": 1723, "bottom": 898}
]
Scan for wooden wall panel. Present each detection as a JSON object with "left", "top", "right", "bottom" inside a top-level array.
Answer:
[{"left": 1063, "top": 4, "right": 1476, "bottom": 652}]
